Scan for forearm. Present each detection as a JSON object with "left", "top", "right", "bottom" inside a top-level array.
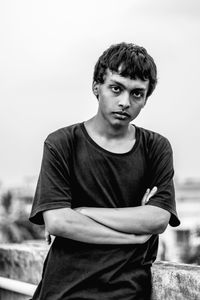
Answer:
[
  {"left": 43, "top": 208, "right": 150, "bottom": 245},
  {"left": 77, "top": 205, "right": 170, "bottom": 235}
]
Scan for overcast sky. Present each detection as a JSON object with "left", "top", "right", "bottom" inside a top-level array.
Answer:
[{"left": 0, "top": 0, "right": 200, "bottom": 187}]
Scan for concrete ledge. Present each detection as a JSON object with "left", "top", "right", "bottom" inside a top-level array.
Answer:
[
  {"left": 0, "top": 242, "right": 200, "bottom": 299},
  {"left": 0, "top": 242, "right": 48, "bottom": 285},
  {"left": 152, "top": 261, "right": 200, "bottom": 299}
]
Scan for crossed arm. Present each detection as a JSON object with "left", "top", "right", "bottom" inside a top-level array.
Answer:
[
  {"left": 43, "top": 187, "right": 170, "bottom": 245},
  {"left": 75, "top": 205, "right": 170, "bottom": 235}
]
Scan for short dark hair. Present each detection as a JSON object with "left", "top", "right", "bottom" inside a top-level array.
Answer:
[{"left": 93, "top": 42, "right": 157, "bottom": 98}]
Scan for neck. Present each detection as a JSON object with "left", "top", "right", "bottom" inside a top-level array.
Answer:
[{"left": 87, "top": 115, "right": 133, "bottom": 140}]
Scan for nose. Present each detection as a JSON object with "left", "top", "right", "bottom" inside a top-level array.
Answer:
[{"left": 118, "top": 92, "right": 130, "bottom": 109}]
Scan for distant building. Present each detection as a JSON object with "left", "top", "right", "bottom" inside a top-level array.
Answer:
[
  {"left": 175, "top": 178, "right": 200, "bottom": 229},
  {"left": 158, "top": 178, "right": 200, "bottom": 264}
]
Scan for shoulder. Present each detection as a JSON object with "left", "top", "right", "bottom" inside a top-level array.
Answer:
[
  {"left": 42, "top": 123, "right": 83, "bottom": 160},
  {"left": 136, "top": 126, "right": 173, "bottom": 155},
  {"left": 45, "top": 123, "right": 82, "bottom": 149}
]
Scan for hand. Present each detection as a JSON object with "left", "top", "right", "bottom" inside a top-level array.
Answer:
[
  {"left": 137, "top": 234, "right": 152, "bottom": 244},
  {"left": 129, "top": 233, "right": 152, "bottom": 244},
  {"left": 45, "top": 229, "right": 51, "bottom": 245},
  {"left": 74, "top": 207, "right": 86, "bottom": 214},
  {"left": 141, "top": 186, "right": 157, "bottom": 206}
]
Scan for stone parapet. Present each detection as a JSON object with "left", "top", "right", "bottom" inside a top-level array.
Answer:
[
  {"left": 152, "top": 261, "right": 200, "bottom": 299},
  {"left": 0, "top": 242, "right": 48, "bottom": 285},
  {"left": 0, "top": 242, "right": 200, "bottom": 299}
]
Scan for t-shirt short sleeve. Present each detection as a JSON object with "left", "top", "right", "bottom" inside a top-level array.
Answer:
[
  {"left": 29, "top": 140, "right": 72, "bottom": 225},
  {"left": 145, "top": 134, "right": 180, "bottom": 227}
]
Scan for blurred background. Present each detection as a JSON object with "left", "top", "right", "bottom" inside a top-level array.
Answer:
[{"left": 0, "top": 0, "right": 200, "bottom": 264}]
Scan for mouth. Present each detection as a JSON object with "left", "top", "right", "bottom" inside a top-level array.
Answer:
[{"left": 113, "top": 111, "right": 130, "bottom": 119}]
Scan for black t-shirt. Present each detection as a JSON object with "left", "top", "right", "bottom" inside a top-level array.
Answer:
[{"left": 30, "top": 123, "right": 180, "bottom": 300}]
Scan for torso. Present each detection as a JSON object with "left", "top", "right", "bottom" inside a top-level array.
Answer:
[{"left": 30, "top": 122, "right": 177, "bottom": 300}]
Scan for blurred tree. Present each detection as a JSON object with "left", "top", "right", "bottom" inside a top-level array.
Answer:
[
  {"left": 0, "top": 189, "right": 44, "bottom": 243},
  {"left": 1, "top": 190, "right": 12, "bottom": 213},
  {"left": 181, "top": 244, "right": 200, "bottom": 265},
  {"left": 180, "top": 227, "right": 200, "bottom": 265}
]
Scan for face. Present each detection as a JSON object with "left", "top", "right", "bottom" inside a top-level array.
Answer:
[{"left": 93, "top": 69, "right": 149, "bottom": 128}]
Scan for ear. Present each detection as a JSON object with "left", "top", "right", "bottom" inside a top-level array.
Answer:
[{"left": 92, "top": 81, "right": 100, "bottom": 99}]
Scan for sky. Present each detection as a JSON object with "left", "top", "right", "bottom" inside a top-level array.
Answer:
[{"left": 0, "top": 0, "right": 200, "bottom": 187}]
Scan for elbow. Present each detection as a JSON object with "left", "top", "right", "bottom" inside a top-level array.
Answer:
[
  {"left": 46, "top": 217, "right": 74, "bottom": 237},
  {"left": 43, "top": 207, "right": 80, "bottom": 238},
  {"left": 43, "top": 209, "right": 71, "bottom": 237},
  {"left": 154, "top": 221, "right": 168, "bottom": 234},
  {"left": 45, "top": 215, "right": 62, "bottom": 236},
  {"left": 146, "top": 207, "right": 170, "bottom": 235},
  {"left": 47, "top": 222, "right": 59, "bottom": 236},
  {"left": 152, "top": 215, "right": 170, "bottom": 234}
]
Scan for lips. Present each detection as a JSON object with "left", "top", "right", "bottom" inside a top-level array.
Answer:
[{"left": 113, "top": 111, "right": 130, "bottom": 118}]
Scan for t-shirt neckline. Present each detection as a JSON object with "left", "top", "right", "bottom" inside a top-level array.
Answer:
[{"left": 80, "top": 122, "right": 140, "bottom": 156}]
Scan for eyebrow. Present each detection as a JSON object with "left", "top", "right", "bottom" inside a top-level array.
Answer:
[{"left": 109, "top": 79, "right": 147, "bottom": 91}]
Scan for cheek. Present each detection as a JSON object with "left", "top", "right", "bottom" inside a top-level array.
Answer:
[
  {"left": 134, "top": 109, "right": 142, "bottom": 117},
  {"left": 98, "top": 97, "right": 110, "bottom": 112},
  {"left": 130, "top": 103, "right": 144, "bottom": 115},
  {"left": 99, "top": 94, "right": 114, "bottom": 107},
  {"left": 132, "top": 100, "right": 146, "bottom": 109}
]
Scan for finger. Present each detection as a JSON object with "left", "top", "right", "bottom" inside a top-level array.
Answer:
[
  {"left": 141, "top": 188, "right": 150, "bottom": 205},
  {"left": 45, "top": 231, "right": 51, "bottom": 245},
  {"left": 146, "top": 186, "right": 158, "bottom": 203},
  {"left": 46, "top": 234, "right": 51, "bottom": 245},
  {"left": 143, "top": 234, "right": 152, "bottom": 243},
  {"left": 149, "top": 186, "right": 157, "bottom": 197},
  {"left": 139, "top": 234, "right": 152, "bottom": 243}
]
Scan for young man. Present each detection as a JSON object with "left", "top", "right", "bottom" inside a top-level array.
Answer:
[{"left": 29, "top": 42, "right": 180, "bottom": 300}]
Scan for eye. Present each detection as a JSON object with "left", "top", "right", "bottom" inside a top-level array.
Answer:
[
  {"left": 111, "top": 86, "right": 122, "bottom": 94},
  {"left": 132, "top": 90, "right": 144, "bottom": 99}
]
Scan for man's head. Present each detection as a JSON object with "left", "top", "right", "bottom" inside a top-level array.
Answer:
[{"left": 93, "top": 42, "right": 157, "bottom": 98}]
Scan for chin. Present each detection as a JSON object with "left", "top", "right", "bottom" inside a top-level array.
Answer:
[{"left": 111, "top": 119, "right": 129, "bottom": 128}]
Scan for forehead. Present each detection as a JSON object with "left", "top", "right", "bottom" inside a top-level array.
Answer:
[{"left": 103, "top": 69, "right": 149, "bottom": 91}]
